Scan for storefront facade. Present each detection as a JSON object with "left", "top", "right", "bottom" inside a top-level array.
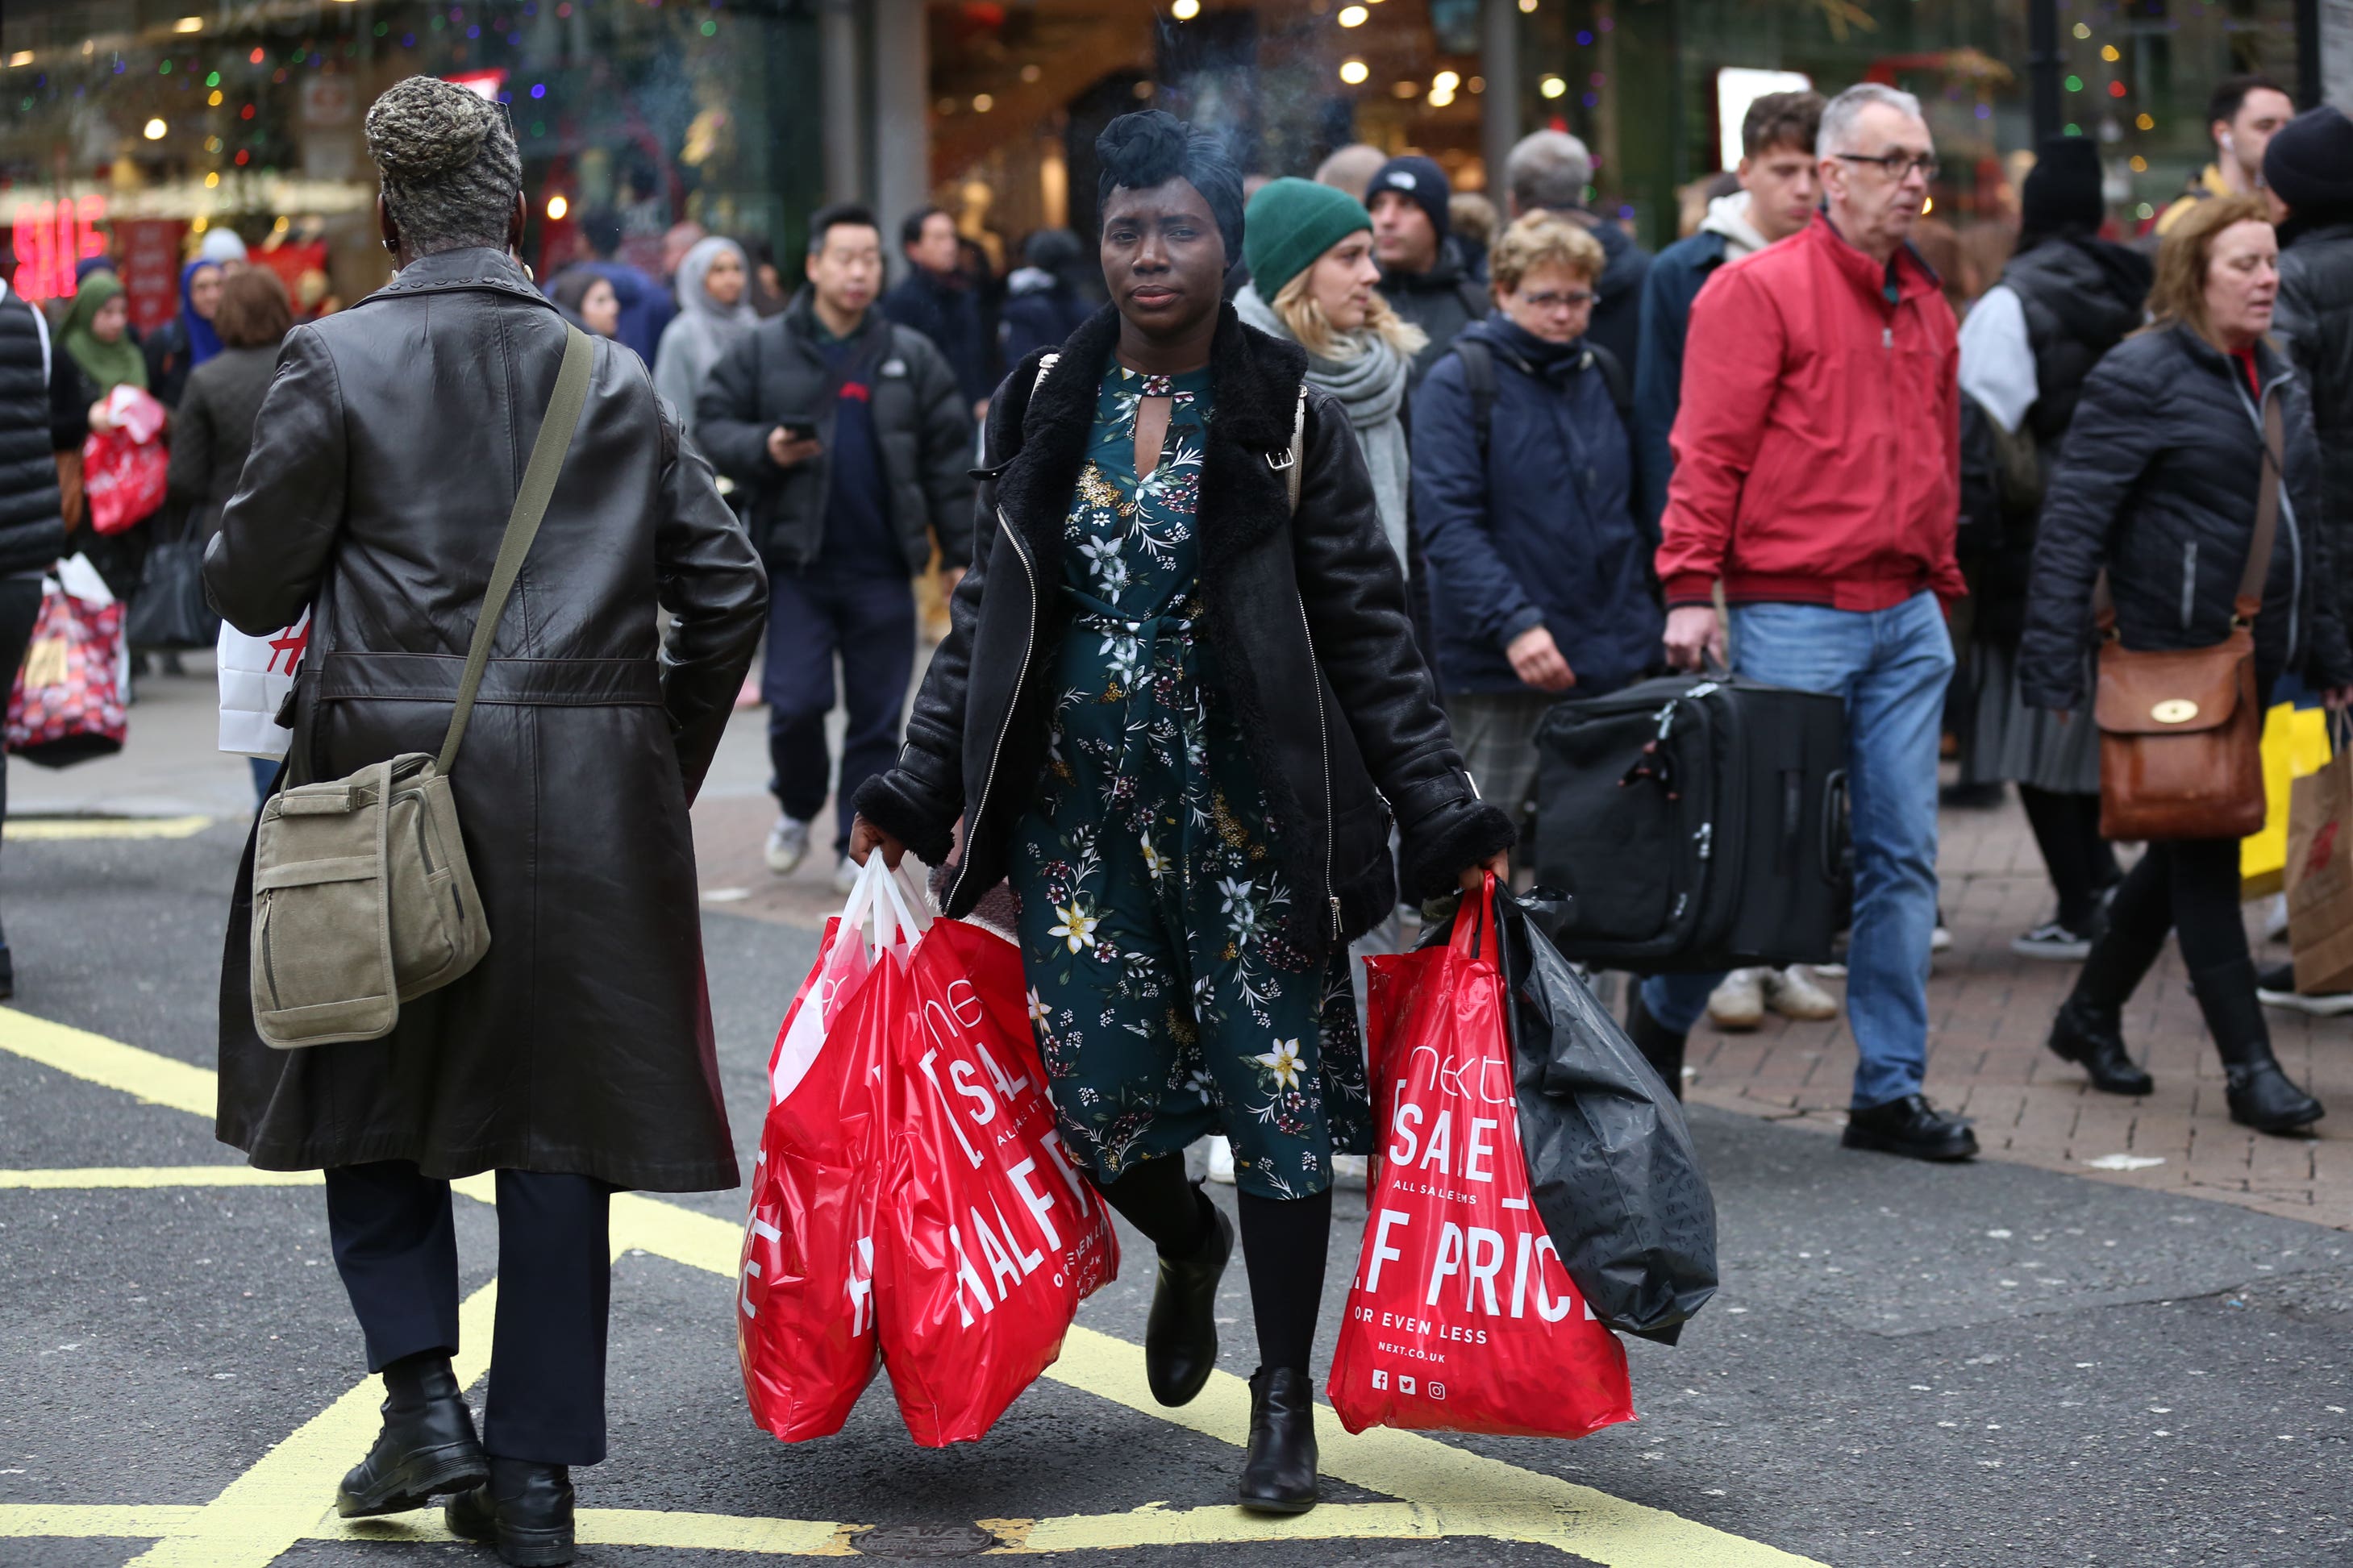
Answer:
[{"left": 1, "top": 0, "right": 2326, "bottom": 320}]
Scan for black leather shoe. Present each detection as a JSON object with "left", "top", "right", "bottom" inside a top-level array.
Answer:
[
  {"left": 446, "top": 1458, "right": 576, "bottom": 1566},
  {"left": 2227, "top": 1062, "right": 2325, "bottom": 1136},
  {"left": 335, "top": 1358, "right": 486, "bottom": 1518},
  {"left": 1239, "top": 1366, "right": 1319, "bottom": 1514},
  {"left": 1625, "top": 990, "right": 1687, "bottom": 1101},
  {"left": 2046, "top": 999, "right": 2155, "bottom": 1096},
  {"left": 1841, "top": 1094, "right": 1978, "bottom": 1162},
  {"left": 1144, "top": 1198, "right": 1233, "bottom": 1408}
]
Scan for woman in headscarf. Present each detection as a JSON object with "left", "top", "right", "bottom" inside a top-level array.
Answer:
[
  {"left": 144, "top": 258, "right": 225, "bottom": 408},
  {"left": 652, "top": 235, "right": 757, "bottom": 436},
  {"left": 60, "top": 269, "right": 160, "bottom": 601}
]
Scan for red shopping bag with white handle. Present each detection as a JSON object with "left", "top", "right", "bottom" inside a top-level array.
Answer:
[
  {"left": 1328, "top": 876, "right": 1635, "bottom": 1439},
  {"left": 82, "top": 388, "right": 171, "bottom": 535},
  {"left": 735, "top": 857, "right": 914, "bottom": 1442},
  {"left": 874, "top": 915, "right": 1119, "bottom": 1445}
]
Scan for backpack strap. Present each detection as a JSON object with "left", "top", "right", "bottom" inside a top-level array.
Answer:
[
  {"left": 437, "top": 326, "right": 593, "bottom": 775},
  {"left": 1454, "top": 338, "right": 1497, "bottom": 462},
  {"left": 1585, "top": 342, "right": 1633, "bottom": 423}
]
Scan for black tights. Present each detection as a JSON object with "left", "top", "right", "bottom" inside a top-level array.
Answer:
[
  {"left": 1096, "top": 1154, "right": 1332, "bottom": 1375},
  {"left": 2072, "top": 834, "right": 2256, "bottom": 1024},
  {"left": 2018, "top": 785, "right": 2120, "bottom": 930}
]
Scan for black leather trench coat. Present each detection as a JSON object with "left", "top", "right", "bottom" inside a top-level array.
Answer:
[
  {"left": 203, "top": 249, "right": 768, "bottom": 1192},
  {"left": 855, "top": 305, "right": 1513, "bottom": 954}
]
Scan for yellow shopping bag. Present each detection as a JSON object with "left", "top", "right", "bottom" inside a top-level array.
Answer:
[{"left": 2242, "top": 701, "right": 2333, "bottom": 898}]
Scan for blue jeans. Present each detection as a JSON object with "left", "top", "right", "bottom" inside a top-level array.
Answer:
[{"left": 1641, "top": 591, "right": 1955, "bottom": 1108}]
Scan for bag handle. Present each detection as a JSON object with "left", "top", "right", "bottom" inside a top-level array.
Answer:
[
  {"left": 2092, "top": 385, "right": 2283, "bottom": 634},
  {"left": 437, "top": 326, "right": 594, "bottom": 775}
]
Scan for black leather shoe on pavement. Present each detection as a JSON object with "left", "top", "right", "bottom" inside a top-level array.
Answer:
[
  {"left": 2226, "top": 1062, "right": 2325, "bottom": 1135},
  {"left": 1144, "top": 1198, "right": 1235, "bottom": 1408},
  {"left": 1239, "top": 1366, "right": 1319, "bottom": 1514},
  {"left": 335, "top": 1355, "right": 486, "bottom": 1518},
  {"left": 2045, "top": 999, "right": 2155, "bottom": 1096},
  {"left": 1840, "top": 1094, "right": 1979, "bottom": 1162},
  {"left": 446, "top": 1458, "right": 576, "bottom": 1567}
]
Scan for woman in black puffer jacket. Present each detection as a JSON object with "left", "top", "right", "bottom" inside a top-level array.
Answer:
[{"left": 2021, "top": 193, "right": 2353, "bottom": 1134}]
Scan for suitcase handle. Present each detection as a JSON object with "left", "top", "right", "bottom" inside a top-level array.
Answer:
[{"left": 1818, "top": 768, "right": 1850, "bottom": 884}]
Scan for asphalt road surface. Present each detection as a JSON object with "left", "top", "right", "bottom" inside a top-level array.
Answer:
[{"left": 4, "top": 818, "right": 2351, "bottom": 1567}]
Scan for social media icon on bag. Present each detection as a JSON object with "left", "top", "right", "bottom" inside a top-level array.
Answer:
[
  {"left": 1399, "top": 1375, "right": 1416, "bottom": 1395},
  {"left": 1371, "top": 1370, "right": 1388, "bottom": 1390},
  {"left": 1428, "top": 1381, "right": 1446, "bottom": 1401}
]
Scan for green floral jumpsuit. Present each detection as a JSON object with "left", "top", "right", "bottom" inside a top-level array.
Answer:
[{"left": 1010, "top": 361, "right": 1373, "bottom": 1202}]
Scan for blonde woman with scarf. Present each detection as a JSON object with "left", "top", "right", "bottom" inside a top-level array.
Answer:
[{"left": 1232, "top": 178, "right": 1423, "bottom": 573}]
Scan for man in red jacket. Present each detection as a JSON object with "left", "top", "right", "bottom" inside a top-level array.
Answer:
[{"left": 1635, "top": 83, "right": 1975, "bottom": 1163}]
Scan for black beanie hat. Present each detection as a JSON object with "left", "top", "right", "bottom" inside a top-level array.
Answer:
[
  {"left": 2020, "top": 135, "right": 2105, "bottom": 237},
  {"left": 2265, "top": 106, "right": 2353, "bottom": 216},
  {"left": 1368, "top": 155, "right": 1451, "bottom": 243}
]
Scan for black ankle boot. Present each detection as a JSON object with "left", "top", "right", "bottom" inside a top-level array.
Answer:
[
  {"left": 1239, "top": 1366, "right": 1318, "bottom": 1514},
  {"left": 336, "top": 1354, "right": 486, "bottom": 1518},
  {"left": 1144, "top": 1196, "right": 1234, "bottom": 1408},
  {"left": 446, "top": 1457, "right": 576, "bottom": 1566},
  {"left": 1626, "top": 990, "right": 1686, "bottom": 1100},
  {"left": 2194, "top": 959, "right": 2325, "bottom": 1135},
  {"left": 2046, "top": 996, "right": 2155, "bottom": 1096}
]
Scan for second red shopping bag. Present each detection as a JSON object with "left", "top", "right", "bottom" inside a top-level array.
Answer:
[
  {"left": 1329, "top": 876, "right": 1635, "bottom": 1440},
  {"left": 873, "top": 915, "right": 1120, "bottom": 1446}
]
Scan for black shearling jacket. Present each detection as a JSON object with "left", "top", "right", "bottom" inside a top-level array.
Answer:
[
  {"left": 855, "top": 304, "right": 1513, "bottom": 953},
  {"left": 2021, "top": 324, "right": 2352, "bottom": 713}
]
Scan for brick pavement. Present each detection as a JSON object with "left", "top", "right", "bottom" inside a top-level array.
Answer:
[{"left": 1683, "top": 786, "right": 2353, "bottom": 1231}]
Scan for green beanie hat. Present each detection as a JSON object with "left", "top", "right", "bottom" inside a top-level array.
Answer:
[{"left": 1243, "top": 177, "right": 1372, "bottom": 301}]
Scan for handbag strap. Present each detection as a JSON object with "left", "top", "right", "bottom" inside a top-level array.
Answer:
[
  {"left": 437, "top": 326, "right": 593, "bottom": 775},
  {"left": 2092, "top": 384, "right": 2283, "bottom": 633}
]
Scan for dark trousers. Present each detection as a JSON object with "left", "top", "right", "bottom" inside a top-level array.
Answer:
[
  {"left": 2093, "top": 835, "right": 2251, "bottom": 984},
  {"left": 0, "top": 577, "right": 46, "bottom": 953},
  {"left": 761, "top": 567, "right": 915, "bottom": 855},
  {"left": 324, "top": 1162, "right": 613, "bottom": 1467}
]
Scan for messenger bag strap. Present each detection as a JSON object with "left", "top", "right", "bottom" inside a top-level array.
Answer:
[
  {"left": 2090, "top": 382, "right": 2284, "bottom": 634},
  {"left": 436, "top": 325, "right": 593, "bottom": 775}
]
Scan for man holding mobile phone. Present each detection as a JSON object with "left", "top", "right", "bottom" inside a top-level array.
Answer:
[{"left": 698, "top": 202, "right": 975, "bottom": 890}]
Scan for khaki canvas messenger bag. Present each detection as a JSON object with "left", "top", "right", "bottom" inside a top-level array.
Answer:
[{"left": 248, "top": 326, "right": 593, "bottom": 1049}]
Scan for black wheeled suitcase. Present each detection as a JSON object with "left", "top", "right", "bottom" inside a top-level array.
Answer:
[{"left": 1531, "top": 673, "right": 1847, "bottom": 973}]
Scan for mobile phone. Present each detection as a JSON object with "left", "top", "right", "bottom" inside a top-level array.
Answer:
[{"left": 778, "top": 419, "right": 818, "bottom": 443}]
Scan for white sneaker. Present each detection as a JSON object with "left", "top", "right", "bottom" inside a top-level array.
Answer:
[
  {"left": 831, "top": 855, "right": 860, "bottom": 896},
  {"left": 764, "top": 816, "right": 810, "bottom": 876},
  {"left": 2264, "top": 892, "right": 2292, "bottom": 944},
  {"left": 1706, "top": 968, "right": 1765, "bottom": 1031},
  {"left": 1766, "top": 964, "right": 1840, "bottom": 1021},
  {"left": 1931, "top": 924, "right": 1955, "bottom": 954},
  {"left": 1206, "top": 1135, "right": 1237, "bottom": 1185}
]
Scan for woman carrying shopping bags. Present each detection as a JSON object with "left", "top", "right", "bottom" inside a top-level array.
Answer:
[
  {"left": 2021, "top": 193, "right": 2353, "bottom": 1132},
  {"left": 851, "top": 110, "right": 1513, "bottom": 1514}
]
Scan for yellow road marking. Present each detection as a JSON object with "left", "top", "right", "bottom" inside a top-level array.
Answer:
[
  {"left": 323, "top": 1508, "right": 859, "bottom": 1555},
  {"left": 0, "top": 1007, "right": 1829, "bottom": 1567},
  {"left": 6, "top": 814, "right": 214, "bottom": 841},
  {"left": 0, "top": 1008, "right": 217, "bottom": 1117},
  {"left": 0, "top": 1167, "right": 322, "bottom": 1189}
]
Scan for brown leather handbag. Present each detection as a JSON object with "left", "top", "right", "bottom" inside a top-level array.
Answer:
[{"left": 2093, "top": 396, "right": 2282, "bottom": 842}]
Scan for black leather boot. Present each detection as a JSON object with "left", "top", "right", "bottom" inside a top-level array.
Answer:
[
  {"left": 446, "top": 1457, "right": 576, "bottom": 1566},
  {"left": 1144, "top": 1197, "right": 1233, "bottom": 1408},
  {"left": 335, "top": 1353, "right": 486, "bottom": 1518},
  {"left": 1239, "top": 1366, "right": 1319, "bottom": 1514},
  {"left": 2194, "top": 959, "right": 2325, "bottom": 1135},
  {"left": 2046, "top": 997, "right": 2155, "bottom": 1096},
  {"left": 1625, "top": 989, "right": 1686, "bottom": 1100}
]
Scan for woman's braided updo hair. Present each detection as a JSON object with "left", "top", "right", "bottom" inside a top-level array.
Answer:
[{"left": 365, "top": 75, "right": 523, "bottom": 257}]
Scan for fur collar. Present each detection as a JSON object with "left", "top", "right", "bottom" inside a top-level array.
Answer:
[{"left": 992, "top": 302, "right": 1308, "bottom": 578}]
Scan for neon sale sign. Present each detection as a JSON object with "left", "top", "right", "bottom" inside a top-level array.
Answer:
[{"left": 10, "top": 196, "right": 109, "bottom": 302}]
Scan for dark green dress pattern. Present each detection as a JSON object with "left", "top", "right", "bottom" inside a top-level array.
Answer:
[{"left": 1010, "top": 361, "right": 1372, "bottom": 1201}]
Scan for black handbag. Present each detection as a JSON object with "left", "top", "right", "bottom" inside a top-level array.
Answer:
[{"left": 126, "top": 533, "right": 220, "bottom": 651}]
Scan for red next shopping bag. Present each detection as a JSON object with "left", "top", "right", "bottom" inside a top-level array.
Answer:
[
  {"left": 1328, "top": 877, "right": 1635, "bottom": 1440},
  {"left": 874, "top": 915, "right": 1118, "bottom": 1446},
  {"left": 735, "top": 859, "right": 910, "bottom": 1442}
]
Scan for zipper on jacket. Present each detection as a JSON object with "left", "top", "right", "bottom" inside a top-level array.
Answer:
[
  {"left": 947, "top": 509, "right": 1039, "bottom": 912},
  {"left": 1294, "top": 590, "right": 1340, "bottom": 942},
  {"left": 2180, "top": 540, "right": 2197, "bottom": 631}
]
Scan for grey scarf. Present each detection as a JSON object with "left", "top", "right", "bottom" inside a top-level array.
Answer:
[{"left": 1234, "top": 285, "right": 1412, "bottom": 569}]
